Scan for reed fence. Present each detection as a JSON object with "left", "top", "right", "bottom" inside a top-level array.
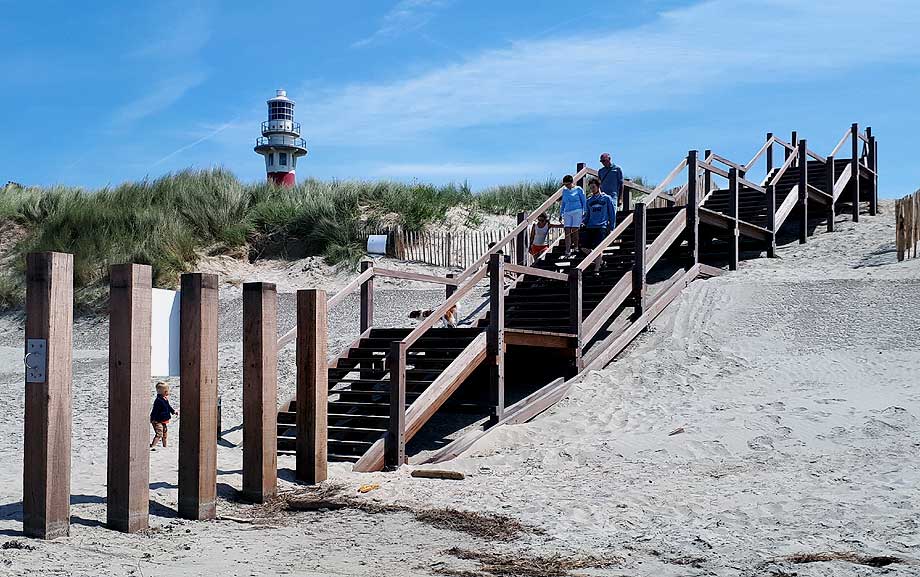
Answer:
[
  {"left": 390, "top": 228, "right": 563, "bottom": 268},
  {"left": 896, "top": 191, "right": 919, "bottom": 261}
]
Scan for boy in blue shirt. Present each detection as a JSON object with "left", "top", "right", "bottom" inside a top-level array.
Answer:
[
  {"left": 150, "top": 381, "right": 178, "bottom": 449},
  {"left": 560, "top": 174, "right": 586, "bottom": 256},
  {"left": 582, "top": 178, "right": 617, "bottom": 274}
]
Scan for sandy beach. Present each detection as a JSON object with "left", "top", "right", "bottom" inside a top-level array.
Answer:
[{"left": 0, "top": 200, "right": 918, "bottom": 576}]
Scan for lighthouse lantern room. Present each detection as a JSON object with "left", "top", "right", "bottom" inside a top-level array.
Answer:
[{"left": 254, "top": 89, "right": 308, "bottom": 187}]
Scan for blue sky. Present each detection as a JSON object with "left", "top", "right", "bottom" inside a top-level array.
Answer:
[{"left": 2, "top": 0, "right": 919, "bottom": 197}]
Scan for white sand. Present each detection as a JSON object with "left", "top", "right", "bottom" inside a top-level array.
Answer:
[{"left": 0, "top": 201, "right": 918, "bottom": 576}]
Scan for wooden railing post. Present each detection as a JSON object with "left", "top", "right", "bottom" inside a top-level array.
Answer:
[
  {"left": 766, "top": 183, "right": 777, "bottom": 258},
  {"left": 385, "top": 342, "right": 407, "bottom": 469},
  {"left": 445, "top": 273, "right": 456, "bottom": 299},
  {"left": 826, "top": 155, "right": 836, "bottom": 233},
  {"left": 568, "top": 267, "right": 583, "bottom": 374},
  {"left": 789, "top": 131, "right": 798, "bottom": 165},
  {"left": 107, "top": 263, "right": 151, "bottom": 533},
  {"left": 703, "top": 149, "right": 712, "bottom": 198},
  {"left": 686, "top": 151, "right": 699, "bottom": 265},
  {"left": 516, "top": 211, "right": 527, "bottom": 265},
  {"left": 798, "top": 139, "right": 809, "bottom": 244},
  {"left": 359, "top": 259, "right": 373, "bottom": 333},
  {"left": 851, "top": 123, "right": 860, "bottom": 222},
  {"left": 178, "top": 272, "right": 219, "bottom": 521},
  {"left": 242, "top": 282, "right": 278, "bottom": 502},
  {"left": 867, "top": 126, "right": 878, "bottom": 216},
  {"left": 576, "top": 162, "right": 586, "bottom": 188},
  {"left": 766, "top": 133, "right": 774, "bottom": 173},
  {"left": 24, "top": 252, "right": 73, "bottom": 539},
  {"left": 296, "top": 289, "right": 328, "bottom": 484},
  {"left": 632, "top": 203, "right": 647, "bottom": 314},
  {"left": 487, "top": 253, "right": 505, "bottom": 424},
  {"left": 728, "top": 169, "right": 740, "bottom": 270}
]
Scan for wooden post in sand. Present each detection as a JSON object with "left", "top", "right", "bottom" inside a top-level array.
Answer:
[
  {"left": 798, "top": 139, "right": 809, "bottom": 244},
  {"left": 826, "top": 155, "right": 836, "bottom": 233},
  {"left": 23, "top": 252, "right": 73, "bottom": 539},
  {"left": 107, "top": 264, "right": 152, "bottom": 533},
  {"left": 487, "top": 253, "right": 505, "bottom": 425},
  {"left": 686, "top": 150, "right": 699, "bottom": 265},
  {"left": 242, "top": 282, "right": 278, "bottom": 503},
  {"left": 851, "top": 123, "right": 861, "bottom": 222},
  {"left": 359, "top": 259, "right": 373, "bottom": 333},
  {"left": 178, "top": 273, "right": 219, "bottom": 521},
  {"left": 516, "top": 211, "right": 527, "bottom": 266},
  {"left": 296, "top": 289, "right": 328, "bottom": 484}
]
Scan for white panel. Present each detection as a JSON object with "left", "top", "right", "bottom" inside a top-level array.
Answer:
[{"left": 150, "top": 288, "right": 181, "bottom": 377}]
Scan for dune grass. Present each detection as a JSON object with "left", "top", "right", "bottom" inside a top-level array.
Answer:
[{"left": 0, "top": 169, "right": 561, "bottom": 307}]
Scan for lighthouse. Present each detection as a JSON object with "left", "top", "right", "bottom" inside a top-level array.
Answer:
[{"left": 254, "top": 89, "right": 308, "bottom": 187}]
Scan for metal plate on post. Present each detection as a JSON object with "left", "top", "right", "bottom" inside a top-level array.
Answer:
[{"left": 26, "top": 338, "right": 47, "bottom": 383}]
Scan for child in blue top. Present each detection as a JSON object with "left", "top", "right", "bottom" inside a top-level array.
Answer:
[
  {"left": 560, "top": 175, "right": 586, "bottom": 255},
  {"left": 150, "top": 381, "right": 178, "bottom": 449}
]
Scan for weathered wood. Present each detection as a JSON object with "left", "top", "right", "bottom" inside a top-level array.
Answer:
[
  {"left": 504, "top": 329, "right": 574, "bottom": 348},
  {"left": 278, "top": 266, "right": 374, "bottom": 349},
  {"left": 488, "top": 253, "right": 505, "bottom": 424},
  {"left": 242, "top": 282, "right": 278, "bottom": 502},
  {"left": 360, "top": 260, "right": 373, "bottom": 333},
  {"left": 826, "top": 155, "right": 836, "bottom": 233},
  {"left": 354, "top": 334, "right": 488, "bottom": 472},
  {"left": 789, "top": 131, "right": 798, "bottom": 165},
  {"left": 833, "top": 164, "right": 852, "bottom": 200},
  {"left": 766, "top": 134, "right": 774, "bottom": 173},
  {"left": 107, "top": 264, "right": 151, "bottom": 533},
  {"left": 687, "top": 150, "right": 699, "bottom": 265},
  {"left": 372, "top": 268, "right": 459, "bottom": 285},
  {"left": 445, "top": 273, "right": 456, "bottom": 298},
  {"left": 851, "top": 123, "right": 860, "bottom": 222},
  {"left": 568, "top": 267, "right": 583, "bottom": 373},
  {"left": 728, "top": 169, "right": 740, "bottom": 270},
  {"left": 385, "top": 342, "right": 407, "bottom": 469},
  {"left": 696, "top": 159, "right": 731, "bottom": 179},
  {"left": 577, "top": 213, "right": 634, "bottom": 272},
  {"left": 868, "top": 128, "right": 878, "bottom": 216},
  {"left": 178, "top": 272, "right": 219, "bottom": 521},
  {"left": 798, "top": 139, "right": 808, "bottom": 244},
  {"left": 632, "top": 203, "right": 647, "bottom": 315},
  {"left": 774, "top": 184, "right": 800, "bottom": 231},
  {"left": 516, "top": 211, "right": 527, "bottom": 265},
  {"left": 24, "top": 252, "right": 73, "bottom": 540},
  {"left": 582, "top": 274, "right": 632, "bottom": 342},
  {"left": 576, "top": 162, "right": 586, "bottom": 187},
  {"left": 766, "top": 183, "right": 777, "bottom": 257},
  {"left": 504, "top": 263, "right": 569, "bottom": 282},
  {"left": 645, "top": 209, "right": 686, "bottom": 271},
  {"left": 296, "top": 289, "right": 328, "bottom": 484}
]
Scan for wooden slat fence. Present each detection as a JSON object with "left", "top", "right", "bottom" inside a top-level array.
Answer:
[
  {"left": 387, "top": 227, "right": 565, "bottom": 268},
  {"left": 896, "top": 191, "right": 919, "bottom": 261}
]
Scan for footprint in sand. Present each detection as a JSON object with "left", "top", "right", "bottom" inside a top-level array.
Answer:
[{"left": 747, "top": 435, "right": 774, "bottom": 451}]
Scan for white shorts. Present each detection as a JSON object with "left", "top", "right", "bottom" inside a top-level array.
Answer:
[{"left": 563, "top": 210, "right": 583, "bottom": 228}]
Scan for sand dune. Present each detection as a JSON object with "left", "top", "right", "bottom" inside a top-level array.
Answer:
[{"left": 0, "top": 201, "right": 917, "bottom": 576}]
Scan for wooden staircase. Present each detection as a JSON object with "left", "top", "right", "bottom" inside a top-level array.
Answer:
[
  {"left": 276, "top": 123, "right": 878, "bottom": 472},
  {"left": 278, "top": 327, "right": 486, "bottom": 463}
]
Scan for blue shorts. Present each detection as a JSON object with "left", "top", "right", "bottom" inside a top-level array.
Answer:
[{"left": 563, "top": 210, "right": 583, "bottom": 228}]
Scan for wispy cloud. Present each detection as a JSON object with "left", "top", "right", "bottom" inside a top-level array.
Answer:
[
  {"left": 353, "top": 0, "right": 450, "bottom": 48},
  {"left": 148, "top": 120, "right": 237, "bottom": 169},
  {"left": 111, "top": 73, "right": 207, "bottom": 126},
  {"left": 303, "top": 0, "right": 920, "bottom": 145}
]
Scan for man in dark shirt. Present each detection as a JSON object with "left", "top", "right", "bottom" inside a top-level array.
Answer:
[{"left": 597, "top": 153, "right": 624, "bottom": 209}]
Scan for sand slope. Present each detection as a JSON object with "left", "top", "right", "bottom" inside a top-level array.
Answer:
[{"left": 0, "top": 201, "right": 918, "bottom": 576}]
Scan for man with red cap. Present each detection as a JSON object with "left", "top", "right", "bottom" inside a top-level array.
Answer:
[{"left": 597, "top": 152, "right": 623, "bottom": 209}]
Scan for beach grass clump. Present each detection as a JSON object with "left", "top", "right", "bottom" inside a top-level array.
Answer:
[
  {"left": 475, "top": 179, "right": 560, "bottom": 215},
  {"left": 0, "top": 168, "right": 561, "bottom": 307}
]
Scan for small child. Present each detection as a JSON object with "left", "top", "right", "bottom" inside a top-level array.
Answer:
[
  {"left": 529, "top": 212, "right": 562, "bottom": 258},
  {"left": 150, "top": 381, "right": 178, "bottom": 449}
]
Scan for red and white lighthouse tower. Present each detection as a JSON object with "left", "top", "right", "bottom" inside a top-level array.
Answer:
[{"left": 254, "top": 89, "right": 308, "bottom": 187}]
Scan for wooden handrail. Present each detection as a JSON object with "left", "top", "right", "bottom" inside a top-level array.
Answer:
[
  {"left": 738, "top": 175, "right": 766, "bottom": 193},
  {"left": 372, "top": 268, "right": 459, "bottom": 285},
  {"left": 709, "top": 153, "right": 747, "bottom": 174},
  {"left": 399, "top": 266, "right": 488, "bottom": 351},
  {"left": 642, "top": 157, "right": 688, "bottom": 206},
  {"left": 806, "top": 148, "right": 827, "bottom": 164},
  {"left": 697, "top": 159, "right": 731, "bottom": 179},
  {"left": 744, "top": 137, "right": 774, "bottom": 171},
  {"left": 829, "top": 127, "right": 851, "bottom": 157},
  {"left": 277, "top": 265, "right": 376, "bottom": 349},
  {"left": 576, "top": 213, "right": 634, "bottom": 272},
  {"left": 624, "top": 180, "right": 654, "bottom": 195},
  {"left": 454, "top": 166, "right": 592, "bottom": 284},
  {"left": 504, "top": 263, "right": 568, "bottom": 282},
  {"left": 768, "top": 146, "right": 799, "bottom": 185},
  {"left": 772, "top": 136, "right": 795, "bottom": 152}
]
